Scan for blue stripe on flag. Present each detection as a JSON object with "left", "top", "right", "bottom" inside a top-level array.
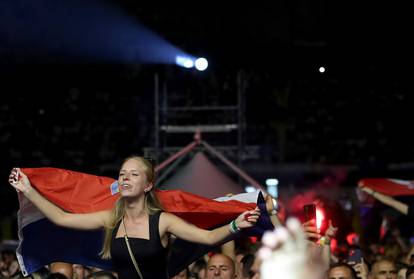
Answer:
[
  {"left": 20, "top": 218, "right": 112, "bottom": 274},
  {"left": 245, "top": 191, "right": 274, "bottom": 236}
]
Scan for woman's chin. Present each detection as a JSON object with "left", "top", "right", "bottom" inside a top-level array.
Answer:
[
  {"left": 119, "top": 191, "right": 141, "bottom": 199},
  {"left": 119, "top": 191, "right": 133, "bottom": 197}
]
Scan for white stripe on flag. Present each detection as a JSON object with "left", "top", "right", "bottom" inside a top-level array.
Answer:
[
  {"left": 16, "top": 193, "right": 47, "bottom": 276},
  {"left": 214, "top": 190, "right": 261, "bottom": 203},
  {"left": 388, "top": 179, "right": 414, "bottom": 189}
]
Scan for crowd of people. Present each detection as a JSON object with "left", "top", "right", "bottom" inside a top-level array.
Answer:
[
  {"left": 2, "top": 213, "right": 414, "bottom": 279},
  {"left": 0, "top": 155, "right": 413, "bottom": 279}
]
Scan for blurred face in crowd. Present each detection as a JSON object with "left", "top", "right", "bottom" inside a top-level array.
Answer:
[
  {"left": 397, "top": 268, "right": 406, "bottom": 279},
  {"left": 1, "top": 251, "right": 16, "bottom": 264},
  {"left": 172, "top": 268, "right": 188, "bottom": 279},
  {"left": 328, "top": 266, "right": 354, "bottom": 279},
  {"left": 72, "top": 264, "right": 85, "bottom": 279},
  {"left": 206, "top": 254, "right": 235, "bottom": 279},
  {"left": 50, "top": 262, "right": 73, "bottom": 279},
  {"left": 370, "top": 260, "right": 397, "bottom": 279},
  {"left": 197, "top": 268, "right": 205, "bottom": 279},
  {"left": 408, "top": 253, "right": 414, "bottom": 266}
]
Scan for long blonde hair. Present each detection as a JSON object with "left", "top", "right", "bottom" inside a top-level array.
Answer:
[{"left": 101, "top": 156, "right": 164, "bottom": 259}]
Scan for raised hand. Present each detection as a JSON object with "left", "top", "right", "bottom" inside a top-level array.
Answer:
[
  {"left": 324, "top": 220, "right": 338, "bottom": 240},
  {"left": 352, "top": 259, "right": 368, "bottom": 279},
  {"left": 302, "top": 219, "right": 321, "bottom": 240},
  {"left": 234, "top": 207, "right": 261, "bottom": 229},
  {"left": 258, "top": 218, "right": 325, "bottom": 279},
  {"left": 8, "top": 168, "right": 32, "bottom": 194}
]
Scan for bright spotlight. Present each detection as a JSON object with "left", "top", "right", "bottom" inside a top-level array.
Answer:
[
  {"left": 266, "top": 178, "right": 278, "bottom": 186},
  {"left": 175, "top": 55, "right": 194, "bottom": 68},
  {"left": 195, "top": 57, "right": 208, "bottom": 71},
  {"left": 245, "top": 186, "right": 256, "bottom": 193}
]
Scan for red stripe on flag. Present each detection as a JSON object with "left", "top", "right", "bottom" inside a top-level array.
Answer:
[
  {"left": 358, "top": 178, "right": 414, "bottom": 197},
  {"left": 22, "top": 168, "right": 256, "bottom": 229},
  {"left": 158, "top": 190, "right": 255, "bottom": 229},
  {"left": 22, "top": 168, "right": 117, "bottom": 213}
]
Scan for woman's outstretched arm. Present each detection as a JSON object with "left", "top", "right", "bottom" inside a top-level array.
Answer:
[
  {"left": 9, "top": 168, "right": 111, "bottom": 230},
  {"left": 160, "top": 207, "right": 260, "bottom": 246}
]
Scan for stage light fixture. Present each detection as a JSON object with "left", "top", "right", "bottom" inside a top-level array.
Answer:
[{"left": 195, "top": 57, "right": 208, "bottom": 71}]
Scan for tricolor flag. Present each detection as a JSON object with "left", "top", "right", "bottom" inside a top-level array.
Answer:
[
  {"left": 16, "top": 167, "right": 273, "bottom": 276},
  {"left": 358, "top": 178, "right": 414, "bottom": 240},
  {"left": 358, "top": 178, "right": 414, "bottom": 197}
]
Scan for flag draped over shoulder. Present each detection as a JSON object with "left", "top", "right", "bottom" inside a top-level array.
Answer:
[
  {"left": 358, "top": 178, "right": 414, "bottom": 197},
  {"left": 17, "top": 167, "right": 273, "bottom": 276}
]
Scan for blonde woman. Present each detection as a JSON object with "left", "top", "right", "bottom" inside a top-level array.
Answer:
[{"left": 8, "top": 156, "right": 260, "bottom": 279}]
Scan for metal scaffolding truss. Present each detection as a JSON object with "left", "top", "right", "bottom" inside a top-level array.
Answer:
[{"left": 144, "top": 71, "right": 260, "bottom": 165}]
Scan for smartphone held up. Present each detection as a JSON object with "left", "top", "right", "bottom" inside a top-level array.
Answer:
[{"left": 303, "top": 204, "right": 316, "bottom": 222}]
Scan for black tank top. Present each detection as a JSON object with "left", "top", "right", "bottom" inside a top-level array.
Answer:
[{"left": 110, "top": 212, "right": 169, "bottom": 279}]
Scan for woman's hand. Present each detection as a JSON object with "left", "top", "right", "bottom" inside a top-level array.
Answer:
[
  {"left": 234, "top": 207, "right": 261, "bottom": 229},
  {"left": 8, "top": 168, "right": 32, "bottom": 194}
]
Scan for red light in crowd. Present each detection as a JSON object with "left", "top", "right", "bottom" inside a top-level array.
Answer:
[
  {"left": 346, "top": 232, "right": 358, "bottom": 246},
  {"left": 316, "top": 208, "right": 324, "bottom": 230}
]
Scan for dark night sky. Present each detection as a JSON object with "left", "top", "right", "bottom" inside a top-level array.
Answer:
[{"left": 1, "top": 1, "right": 413, "bottom": 217}]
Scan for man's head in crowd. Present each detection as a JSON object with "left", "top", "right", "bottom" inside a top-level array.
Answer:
[
  {"left": 205, "top": 254, "right": 235, "bottom": 279},
  {"left": 369, "top": 259, "right": 397, "bottom": 279},
  {"left": 171, "top": 268, "right": 189, "bottom": 279},
  {"left": 327, "top": 263, "right": 357, "bottom": 279}
]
